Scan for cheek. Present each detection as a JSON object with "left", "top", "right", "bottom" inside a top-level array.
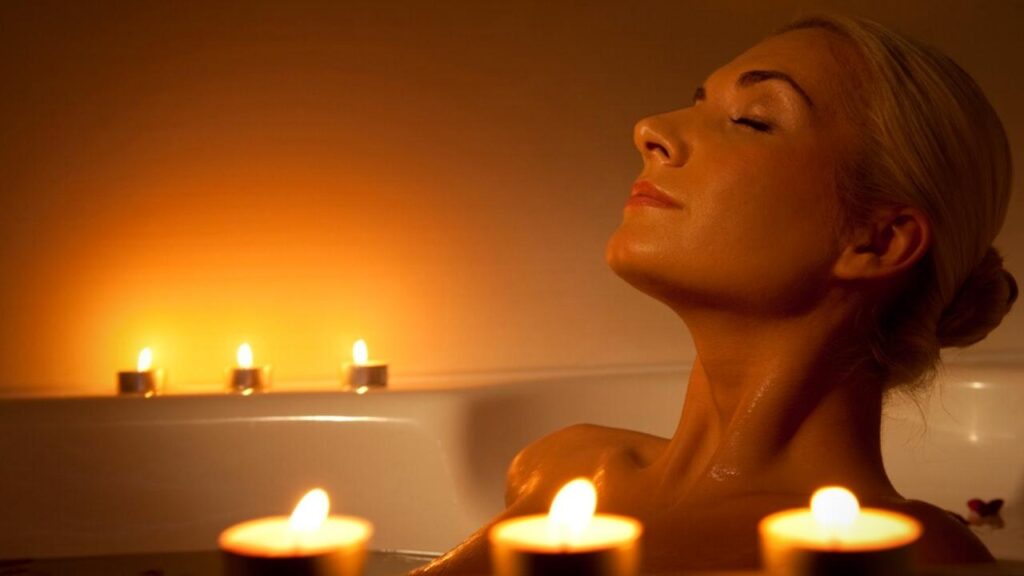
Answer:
[
  {"left": 725, "top": 146, "right": 834, "bottom": 233},
  {"left": 701, "top": 147, "right": 841, "bottom": 283},
  {"left": 693, "top": 155, "right": 840, "bottom": 294}
]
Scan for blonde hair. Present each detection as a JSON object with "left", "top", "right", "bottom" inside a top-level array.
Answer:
[{"left": 779, "top": 14, "right": 1017, "bottom": 389}]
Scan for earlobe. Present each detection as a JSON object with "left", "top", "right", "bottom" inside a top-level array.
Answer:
[{"left": 833, "top": 208, "right": 931, "bottom": 280}]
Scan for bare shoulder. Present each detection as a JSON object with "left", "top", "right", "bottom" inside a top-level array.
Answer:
[
  {"left": 504, "top": 423, "right": 667, "bottom": 508},
  {"left": 890, "top": 499, "right": 994, "bottom": 565},
  {"left": 410, "top": 426, "right": 665, "bottom": 576}
]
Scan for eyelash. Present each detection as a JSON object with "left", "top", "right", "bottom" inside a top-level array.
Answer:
[{"left": 731, "top": 117, "right": 773, "bottom": 133}]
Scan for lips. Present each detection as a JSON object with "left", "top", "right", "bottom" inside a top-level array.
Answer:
[{"left": 627, "top": 180, "right": 680, "bottom": 209}]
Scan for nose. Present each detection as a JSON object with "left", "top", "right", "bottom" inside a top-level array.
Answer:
[{"left": 633, "top": 112, "right": 687, "bottom": 167}]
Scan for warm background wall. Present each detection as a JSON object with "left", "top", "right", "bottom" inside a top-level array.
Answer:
[{"left": 1, "top": 0, "right": 1021, "bottom": 395}]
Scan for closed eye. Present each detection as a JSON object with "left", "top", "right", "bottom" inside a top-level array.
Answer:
[{"left": 731, "top": 117, "right": 773, "bottom": 133}]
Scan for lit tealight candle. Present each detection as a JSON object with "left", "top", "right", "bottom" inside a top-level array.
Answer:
[
  {"left": 230, "top": 343, "right": 270, "bottom": 394},
  {"left": 117, "top": 347, "right": 160, "bottom": 396},
  {"left": 490, "top": 478, "right": 642, "bottom": 576},
  {"left": 219, "top": 488, "right": 373, "bottom": 576},
  {"left": 346, "top": 339, "right": 387, "bottom": 389},
  {"left": 759, "top": 486, "right": 922, "bottom": 576}
]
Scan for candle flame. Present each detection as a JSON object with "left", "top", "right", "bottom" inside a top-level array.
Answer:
[
  {"left": 237, "top": 343, "right": 253, "bottom": 369},
  {"left": 289, "top": 488, "right": 330, "bottom": 534},
  {"left": 136, "top": 347, "right": 153, "bottom": 372},
  {"left": 353, "top": 339, "right": 368, "bottom": 365},
  {"left": 811, "top": 486, "right": 860, "bottom": 531},
  {"left": 548, "top": 478, "right": 597, "bottom": 544}
]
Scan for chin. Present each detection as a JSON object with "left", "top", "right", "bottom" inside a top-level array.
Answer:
[
  {"left": 605, "top": 225, "right": 641, "bottom": 278},
  {"left": 605, "top": 227, "right": 678, "bottom": 304},
  {"left": 606, "top": 226, "right": 729, "bottom": 313}
]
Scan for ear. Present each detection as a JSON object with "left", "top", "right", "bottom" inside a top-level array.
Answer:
[{"left": 833, "top": 207, "right": 932, "bottom": 280}]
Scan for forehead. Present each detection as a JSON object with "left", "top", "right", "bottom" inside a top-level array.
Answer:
[{"left": 714, "top": 28, "right": 859, "bottom": 116}]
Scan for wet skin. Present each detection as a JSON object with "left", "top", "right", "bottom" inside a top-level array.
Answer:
[{"left": 411, "top": 28, "right": 992, "bottom": 575}]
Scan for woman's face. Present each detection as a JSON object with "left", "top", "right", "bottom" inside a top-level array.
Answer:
[{"left": 607, "top": 28, "right": 861, "bottom": 316}]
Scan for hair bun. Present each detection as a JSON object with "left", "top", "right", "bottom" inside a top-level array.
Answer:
[{"left": 936, "top": 247, "right": 1018, "bottom": 348}]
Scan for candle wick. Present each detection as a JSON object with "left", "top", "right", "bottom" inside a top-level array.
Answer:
[
  {"left": 557, "top": 525, "right": 574, "bottom": 553},
  {"left": 290, "top": 531, "right": 305, "bottom": 554},
  {"left": 825, "top": 528, "right": 845, "bottom": 551}
]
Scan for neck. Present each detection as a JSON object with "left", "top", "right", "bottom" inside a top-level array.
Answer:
[{"left": 656, "top": 303, "right": 895, "bottom": 501}]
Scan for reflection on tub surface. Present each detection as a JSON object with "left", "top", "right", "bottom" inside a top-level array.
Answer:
[{"left": 4, "top": 550, "right": 435, "bottom": 576}]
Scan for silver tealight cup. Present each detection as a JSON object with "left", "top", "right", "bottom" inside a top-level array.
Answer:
[
  {"left": 117, "top": 347, "right": 162, "bottom": 397},
  {"left": 345, "top": 339, "right": 388, "bottom": 390},
  {"left": 229, "top": 343, "right": 270, "bottom": 394}
]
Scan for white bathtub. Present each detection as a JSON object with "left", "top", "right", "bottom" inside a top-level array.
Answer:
[{"left": 0, "top": 362, "right": 1021, "bottom": 565}]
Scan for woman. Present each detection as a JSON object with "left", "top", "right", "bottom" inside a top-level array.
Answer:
[{"left": 414, "top": 13, "right": 1017, "bottom": 574}]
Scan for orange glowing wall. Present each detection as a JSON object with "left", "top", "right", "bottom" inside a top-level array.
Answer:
[{"left": 1, "top": 1, "right": 1021, "bottom": 395}]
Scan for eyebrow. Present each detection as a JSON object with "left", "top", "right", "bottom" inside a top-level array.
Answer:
[{"left": 692, "top": 69, "right": 815, "bottom": 109}]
